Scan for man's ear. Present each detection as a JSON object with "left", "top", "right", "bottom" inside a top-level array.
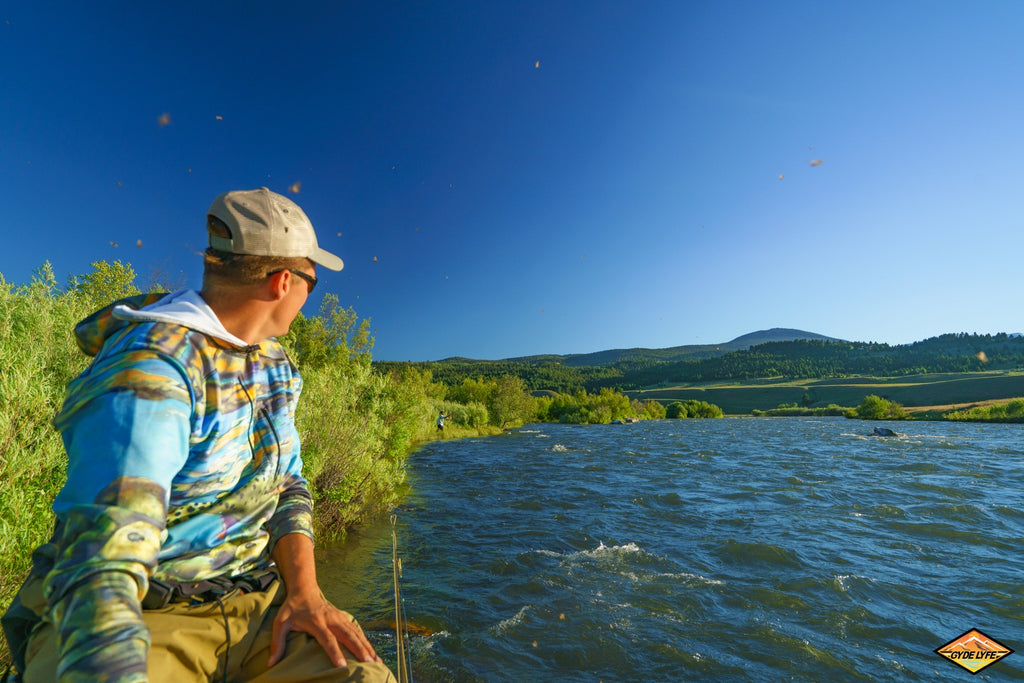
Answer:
[{"left": 266, "top": 269, "right": 290, "bottom": 300}]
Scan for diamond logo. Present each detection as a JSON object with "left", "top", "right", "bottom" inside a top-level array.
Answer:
[{"left": 935, "top": 628, "right": 1013, "bottom": 674}]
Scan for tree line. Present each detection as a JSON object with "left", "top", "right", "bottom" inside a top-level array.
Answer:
[
  {"left": 375, "top": 358, "right": 621, "bottom": 395},
  {"left": 615, "top": 336, "right": 1024, "bottom": 386},
  {"left": 383, "top": 335, "right": 1024, "bottom": 393}
]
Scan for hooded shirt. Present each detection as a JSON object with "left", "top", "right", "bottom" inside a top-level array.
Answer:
[{"left": 4, "top": 289, "right": 314, "bottom": 680}]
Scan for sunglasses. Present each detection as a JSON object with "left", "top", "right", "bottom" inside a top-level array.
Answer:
[{"left": 267, "top": 268, "right": 318, "bottom": 293}]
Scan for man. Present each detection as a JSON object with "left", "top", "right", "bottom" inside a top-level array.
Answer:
[{"left": 2, "top": 188, "right": 396, "bottom": 682}]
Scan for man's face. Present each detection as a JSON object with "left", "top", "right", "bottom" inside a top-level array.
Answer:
[{"left": 273, "top": 265, "right": 317, "bottom": 335}]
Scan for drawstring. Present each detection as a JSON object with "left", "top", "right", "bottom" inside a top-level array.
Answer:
[
  {"left": 216, "top": 594, "right": 230, "bottom": 683},
  {"left": 236, "top": 344, "right": 262, "bottom": 463},
  {"left": 238, "top": 377, "right": 258, "bottom": 462}
]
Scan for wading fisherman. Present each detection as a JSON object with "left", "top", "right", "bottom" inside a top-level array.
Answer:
[{"left": 2, "top": 188, "right": 396, "bottom": 682}]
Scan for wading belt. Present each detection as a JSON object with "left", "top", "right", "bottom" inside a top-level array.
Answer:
[{"left": 142, "top": 568, "right": 278, "bottom": 610}]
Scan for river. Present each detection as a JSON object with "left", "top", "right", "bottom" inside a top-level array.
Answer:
[{"left": 316, "top": 417, "right": 1024, "bottom": 681}]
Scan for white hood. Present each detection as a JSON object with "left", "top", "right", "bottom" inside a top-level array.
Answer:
[{"left": 111, "top": 289, "right": 251, "bottom": 347}]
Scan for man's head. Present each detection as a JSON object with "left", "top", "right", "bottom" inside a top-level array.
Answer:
[
  {"left": 201, "top": 188, "right": 342, "bottom": 340},
  {"left": 207, "top": 187, "right": 343, "bottom": 270},
  {"left": 202, "top": 187, "right": 342, "bottom": 291}
]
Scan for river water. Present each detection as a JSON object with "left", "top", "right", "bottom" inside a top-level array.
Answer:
[{"left": 317, "top": 418, "right": 1024, "bottom": 681}]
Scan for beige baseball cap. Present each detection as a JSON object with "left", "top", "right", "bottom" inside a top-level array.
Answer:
[{"left": 207, "top": 187, "right": 344, "bottom": 271}]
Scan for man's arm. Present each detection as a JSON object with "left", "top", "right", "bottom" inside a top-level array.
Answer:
[
  {"left": 45, "top": 352, "right": 191, "bottom": 681},
  {"left": 268, "top": 533, "right": 383, "bottom": 668}
]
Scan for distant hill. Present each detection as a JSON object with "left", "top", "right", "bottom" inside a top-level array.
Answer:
[
  {"left": 446, "top": 328, "right": 839, "bottom": 368},
  {"left": 378, "top": 331, "right": 1024, "bottom": 396},
  {"left": 727, "top": 328, "right": 839, "bottom": 346}
]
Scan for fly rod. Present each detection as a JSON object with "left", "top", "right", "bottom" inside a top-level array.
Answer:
[{"left": 391, "top": 514, "right": 411, "bottom": 683}]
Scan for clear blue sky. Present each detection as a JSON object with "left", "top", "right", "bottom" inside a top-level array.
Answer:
[{"left": 3, "top": 2, "right": 1022, "bottom": 361}]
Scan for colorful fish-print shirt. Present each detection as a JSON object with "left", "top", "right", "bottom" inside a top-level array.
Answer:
[{"left": 15, "top": 290, "right": 313, "bottom": 681}]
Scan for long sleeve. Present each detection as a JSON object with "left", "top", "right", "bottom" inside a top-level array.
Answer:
[
  {"left": 46, "top": 352, "right": 191, "bottom": 681},
  {"left": 265, "top": 404, "right": 315, "bottom": 547},
  {"left": 31, "top": 310, "right": 312, "bottom": 681}
]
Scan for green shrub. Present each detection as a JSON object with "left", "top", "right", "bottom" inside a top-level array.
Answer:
[
  {"left": 1007, "top": 399, "right": 1024, "bottom": 418},
  {"left": 297, "top": 360, "right": 422, "bottom": 542},
  {"left": 666, "top": 401, "right": 687, "bottom": 418},
  {"left": 667, "top": 400, "right": 724, "bottom": 419},
  {"left": 854, "top": 394, "right": 906, "bottom": 420},
  {"left": 944, "top": 398, "right": 1024, "bottom": 423},
  {"left": 436, "top": 400, "right": 489, "bottom": 429},
  {"left": 633, "top": 398, "right": 666, "bottom": 420},
  {"left": 0, "top": 265, "right": 119, "bottom": 667},
  {"left": 682, "top": 400, "right": 724, "bottom": 418}
]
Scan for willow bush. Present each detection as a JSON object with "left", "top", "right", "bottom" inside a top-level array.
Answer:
[
  {"left": 0, "top": 265, "right": 104, "bottom": 666},
  {"left": 296, "top": 361, "right": 420, "bottom": 542},
  {"left": 852, "top": 394, "right": 907, "bottom": 420},
  {"left": 0, "top": 262, "right": 435, "bottom": 667},
  {"left": 944, "top": 398, "right": 1024, "bottom": 423},
  {"left": 434, "top": 400, "right": 489, "bottom": 430}
]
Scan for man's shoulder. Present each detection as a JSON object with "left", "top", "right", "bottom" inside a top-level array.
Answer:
[
  {"left": 116, "top": 320, "right": 226, "bottom": 363},
  {"left": 80, "top": 322, "right": 242, "bottom": 397},
  {"left": 83, "top": 320, "right": 298, "bottom": 400}
]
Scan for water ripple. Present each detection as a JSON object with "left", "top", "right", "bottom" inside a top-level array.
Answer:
[{"left": 321, "top": 418, "right": 1024, "bottom": 681}]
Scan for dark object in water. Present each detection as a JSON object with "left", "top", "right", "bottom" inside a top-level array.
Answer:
[
  {"left": 871, "top": 427, "right": 900, "bottom": 437},
  {"left": 362, "top": 619, "right": 437, "bottom": 637}
]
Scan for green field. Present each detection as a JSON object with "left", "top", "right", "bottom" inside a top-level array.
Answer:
[{"left": 626, "top": 371, "right": 1024, "bottom": 416}]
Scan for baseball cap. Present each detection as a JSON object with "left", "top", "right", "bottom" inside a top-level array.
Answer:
[{"left": 207, "top": 187, "right": 344, "bottom": 271}]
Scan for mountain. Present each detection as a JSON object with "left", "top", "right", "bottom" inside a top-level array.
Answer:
[
  {"left": 727, "top": 328, "right": 840, "bottom": 346},
  {"left": 447, "top": 328, "right": 838, "bottom": 368}
]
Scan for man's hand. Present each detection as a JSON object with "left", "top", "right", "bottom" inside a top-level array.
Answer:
[
  {"left": 268, "top": 589, "right": 383, "bottom": 668},
  {"left": 269, "top": 533, "right": 383, "bottom": 668}
]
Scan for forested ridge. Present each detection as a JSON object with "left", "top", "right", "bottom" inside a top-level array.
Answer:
[{"left": 376, "top": 334, "right": 1024, "bottom": 392}]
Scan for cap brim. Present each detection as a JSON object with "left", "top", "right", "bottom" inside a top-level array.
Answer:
[{"left": 311, "top": 247, "right": 344, "bottom": 271}]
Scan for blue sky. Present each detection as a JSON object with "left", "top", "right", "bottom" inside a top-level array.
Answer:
[{"left": 3, "top": 2, "right": 1022, "bottom": 361}]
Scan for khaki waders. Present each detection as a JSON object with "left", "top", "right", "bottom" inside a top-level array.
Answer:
[{"left": 21, "top": 577, "right": 397, "bottom": 683}]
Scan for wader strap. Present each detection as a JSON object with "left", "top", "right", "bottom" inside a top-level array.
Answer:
[
  {"left": 142, "top": 569, "right": 278, "bottom": 610},
  {"left": 1, "top": 593, "right": 38, "bottom": 677}
]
